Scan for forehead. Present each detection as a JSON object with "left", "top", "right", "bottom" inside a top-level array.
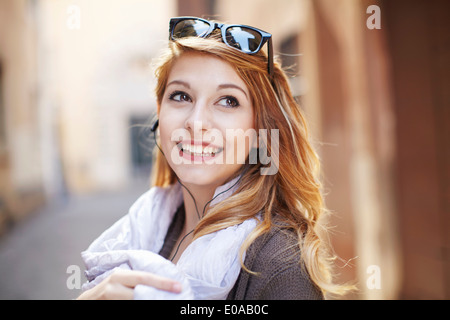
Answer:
[{"left": 167, "top": 52, "right": 246, "bottom": 88}]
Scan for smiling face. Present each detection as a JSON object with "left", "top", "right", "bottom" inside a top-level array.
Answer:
[{"left": 158, "top": 52, "right": 255, "bottom": 189}]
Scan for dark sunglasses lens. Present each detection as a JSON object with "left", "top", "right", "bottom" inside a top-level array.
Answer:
[
  {"left": 225, "top": 27, "right": 262, "bottom": 53},
  {"left": 172, "top": 19, "right": 211, "bottom": 39}
]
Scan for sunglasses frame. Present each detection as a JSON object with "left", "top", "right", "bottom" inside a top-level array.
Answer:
[{"left": 169, "top": 16, "right": 274, "bottom": 80}]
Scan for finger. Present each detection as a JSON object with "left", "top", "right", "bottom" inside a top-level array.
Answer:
[
  {"left": 78, "top": 279, "right": 135, "bottom": 300},
  {"left": 100, "top": 283, "right": 134, "bottom": 300},
  {"left": 110, "top": 269, "right": 182, "bottom": 293}
]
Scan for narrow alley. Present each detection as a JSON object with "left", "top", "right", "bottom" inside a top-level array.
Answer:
[{"left": 0, "top": 181, "right": 148, "bottom": 299}]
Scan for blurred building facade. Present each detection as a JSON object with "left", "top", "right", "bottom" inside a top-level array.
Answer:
[
  {"left": 0, "top": 0, "right": 46, "bottom": 231},
  {"left": 0, "top": 0, "right": 448, "bottom": 299},
  {"left": 0, "top": 0, "right": 176, "bottom": 229},
  {"left": 298, "top": 0, "right": 450, "bottom": 300}
]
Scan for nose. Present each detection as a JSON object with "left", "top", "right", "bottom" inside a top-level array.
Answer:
[{"left": 184, "top": 100, "right": 213, "bottom": 134}]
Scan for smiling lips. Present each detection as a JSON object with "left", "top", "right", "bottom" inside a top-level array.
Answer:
[{"left": 177, "top": 140, "right": 223, "bottom": 159}]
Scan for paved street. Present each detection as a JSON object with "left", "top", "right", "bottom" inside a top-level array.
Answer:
[{"left": 0, "top": 180, "right": 149, "bottom": 300}]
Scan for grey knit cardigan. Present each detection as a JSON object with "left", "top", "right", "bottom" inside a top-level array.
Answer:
[{"left": 158, "top": 205, "right": 324, "bottom": 300}]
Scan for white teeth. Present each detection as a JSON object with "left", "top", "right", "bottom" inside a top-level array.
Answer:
[{"left": 180, "top": 144, "right": 220, "bottom": 156}]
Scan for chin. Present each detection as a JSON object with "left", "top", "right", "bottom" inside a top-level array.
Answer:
[{"left": 173, "top": 164, "right": 227, "bottom": 188}]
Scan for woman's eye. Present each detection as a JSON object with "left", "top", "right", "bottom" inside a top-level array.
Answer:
[
  {"left": 218, "top": 96, "right": 240, "bottom": 108},
  {"left": 169, "top": 91, "right": 191, "bottom": 102}
]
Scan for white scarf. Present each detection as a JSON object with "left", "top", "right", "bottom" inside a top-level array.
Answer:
[{"left": 81, "top": 177, "right": 258, "bottom": 300}]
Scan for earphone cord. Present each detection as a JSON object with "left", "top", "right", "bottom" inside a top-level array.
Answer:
[{"left": 152, "top": 127, "right": 247, "bottom": 261}]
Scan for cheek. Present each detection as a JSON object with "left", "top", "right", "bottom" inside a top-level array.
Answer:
[
  {"left": 223, "top": 119, "right": 256, "bottom": 163},
  {"left": 159, "top": 122, "right": 188, "bottom": 159},
  {"left": 158, "top": 104, "right": 181, "bottom": 139},
  {"left": 158, "top": 112, "right": 178, "bottom": 156}
]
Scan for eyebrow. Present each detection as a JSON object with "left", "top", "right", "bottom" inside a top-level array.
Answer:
[
  {"left": 167, "top": 80, "right": 190, "bottom": 89},
  {"left": 217, "top": 84, "right": 248, "bottom": 99},
  {"left": 166, "top": 80, "right": 248, "bottom": 100}
]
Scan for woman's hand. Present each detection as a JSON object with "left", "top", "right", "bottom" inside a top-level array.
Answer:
[{"left": 77, "top": 269, "right": 182, "bottom": 300}]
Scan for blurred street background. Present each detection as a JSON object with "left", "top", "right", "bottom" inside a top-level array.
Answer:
[{"left": 0, "top": 0, "right": 448, "bottom": 299}]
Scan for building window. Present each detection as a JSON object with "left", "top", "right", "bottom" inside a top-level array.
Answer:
[
  {"left": 280, "top": 33, "right": 300, "bottom": 76},
  {"left": 129, "top": 115, "right": 153, "bottom": 178},
  {"left": 279, "top": 33, "right": 304, "bottom": 103}
]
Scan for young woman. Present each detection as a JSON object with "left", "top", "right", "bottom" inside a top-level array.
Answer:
[{"left": 78, "top": 17, "right": 348, "bottom": 300}]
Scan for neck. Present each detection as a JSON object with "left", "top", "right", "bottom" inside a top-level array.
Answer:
[
  {"left": 180, "top": 182, "right": 217, "bottom": 231},
  {"left": 177, "top": 169, "right": 245, "bottom": 231}
]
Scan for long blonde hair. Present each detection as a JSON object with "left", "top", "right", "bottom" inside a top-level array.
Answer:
[{"left": 151, "top": 33, "right": 350, "bottom": 296}]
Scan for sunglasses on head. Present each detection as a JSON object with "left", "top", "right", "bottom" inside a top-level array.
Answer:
[{"left": 169, "top": 17, "right": 274, "bottom": 80}]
